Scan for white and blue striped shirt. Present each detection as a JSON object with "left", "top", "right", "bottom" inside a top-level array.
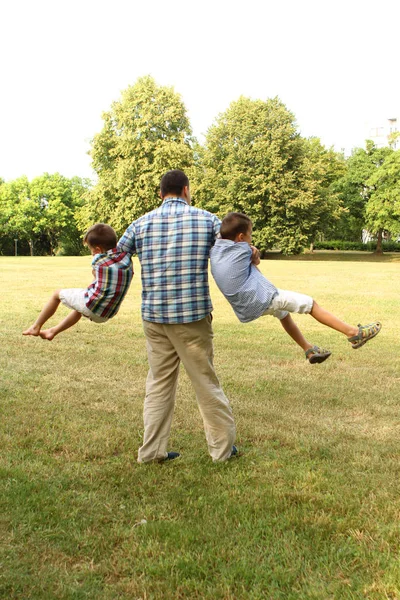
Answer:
[
  {"left": 118, "top": 197, "right": 221, "bottom": 324},
  {"left": 210, "top": 239, "right": 278, "bottom": 323}
]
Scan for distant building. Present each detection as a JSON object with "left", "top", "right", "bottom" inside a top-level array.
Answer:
[{"left": 368, "top": 117, "right": 398, "bottom": 149}]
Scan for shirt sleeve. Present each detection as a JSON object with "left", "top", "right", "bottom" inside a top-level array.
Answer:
[
  {"left": 86, "top": 262, "right": 107, "bottom": 309},
  {"left": 235, "top": 243, "right": 253, "bottom": 274},
  {"left": 211, "top": 214, "right": 221, "bottom": 243},
  {"left": 117, "top": 223, "right": 136, "bottom": 254}
]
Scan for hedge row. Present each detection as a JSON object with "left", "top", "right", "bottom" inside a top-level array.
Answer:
[{"left": 313, "top": 240, "right": 400, "bottom": 252}]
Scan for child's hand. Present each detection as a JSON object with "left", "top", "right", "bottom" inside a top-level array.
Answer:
[{"left": 250, "top": 246, "right": 261, "bottom": 265}]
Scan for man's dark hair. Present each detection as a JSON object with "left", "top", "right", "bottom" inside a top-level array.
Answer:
[
  {"left": 160, "top": 169, "right": 189, "bottom": 198},
  {"left": 84, "top": 223, "right": 117, "bottom": 251},
  {"left": 219, "top": 212, "right": 252, "bottom": 241}
]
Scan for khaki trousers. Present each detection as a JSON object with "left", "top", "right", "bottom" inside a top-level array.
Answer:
[{"left": 138, "top": 315, "right": 236, "bottom": 463}]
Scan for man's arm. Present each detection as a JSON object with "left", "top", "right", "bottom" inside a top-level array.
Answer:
[{"left": 117, "top": 223, "right": 136, "bottom": 255}]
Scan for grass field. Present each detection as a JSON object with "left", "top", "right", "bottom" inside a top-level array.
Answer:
[{"left": 1, "top": 254, "right": 400, "bottom": 599}]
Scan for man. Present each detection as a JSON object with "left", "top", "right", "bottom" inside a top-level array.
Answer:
[{"left": 118, "top": 169, "right": 236, "bottom": 463}]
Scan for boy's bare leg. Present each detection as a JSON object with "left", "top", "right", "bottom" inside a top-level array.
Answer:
[
  {"left": 310, "top": 301, "right": 358, "bottom": 338},
  {"left": 40, "top": 311, "right": 82, "bottom": 341},
  {"left": 280, "top": 314, "right": 313, "bottom": 352},
  {"left": 23, "top": 290, "right": 62, "bottom": 336}
]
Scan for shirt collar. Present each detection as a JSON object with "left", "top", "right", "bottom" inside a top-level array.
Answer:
[
  {"left": 92, "top": 247, "right": 117, "bottom": 260},
  {"left": 216, "top": 238, "right": 235, "bottom": 246},
  {"left": 162, "top": 196, "right": 188, "bottom": 205}
]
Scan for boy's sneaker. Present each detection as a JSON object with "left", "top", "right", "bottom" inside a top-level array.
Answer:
[
  {"left": 348, "top": 322, "right": 382, "bottom": 349},
  {"left": 305, "top": 345, "right": 332, "bottom": 364}
]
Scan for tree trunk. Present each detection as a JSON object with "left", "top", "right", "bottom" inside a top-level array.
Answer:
[
  {"left": 28, "top": 239, "right": 34, "bottom": 256},
  {"left": 375, "top": 229, "right": 383, "bottom": 254},
  {"left": 47, "top": 232, "right": 55, "bottom": 256},
  {"left": 309, "top": 242, "right": 314, "bottom": 253}
]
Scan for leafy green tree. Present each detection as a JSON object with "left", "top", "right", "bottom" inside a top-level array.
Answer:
[
  {"left": 0, "top": 176, "right": 36, "bottom": 255},
  {"left": 30, "top": 173, "right": 90, "bottom": 255},
  {"left": 192, "top": 96, "right": 343, "bottom": 254},
  {"left": 0, "top": 174, "right": 89, "bottom": 255},
  {"left": 329, "top": 142, "right": 393, "bottom": 242},
  {"left": 82, "top": 76, "right": 194, "bottom": 232},
  {"left": 295, "top": 138, "right": 346, "bottom": 251},
  {"left": 365, "top": 149, "right": 400, "bottom": 252}
]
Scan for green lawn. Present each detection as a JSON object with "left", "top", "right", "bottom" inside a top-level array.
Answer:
[{"left": 1, "top": 255, "right": 400, "bottom": 599}]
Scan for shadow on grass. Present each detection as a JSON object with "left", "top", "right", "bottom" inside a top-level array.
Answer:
[{"left": 264, "top": 251, "right": 400, "bottom": 263}]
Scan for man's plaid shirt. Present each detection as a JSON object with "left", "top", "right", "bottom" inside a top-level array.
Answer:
[
  {"left": 118, "top": 197, "right": 221, "bottom": 324},
  {"left": 85, "top": 249, "right": 133, "bottom": 318}
]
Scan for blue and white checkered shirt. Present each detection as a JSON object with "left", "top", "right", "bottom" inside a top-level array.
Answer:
[
  {"left": 118, "top": 197, "right": 221, "bottom": 324},
  {"left": 210, "top": 239, "right": 278, "bottom": 323}
]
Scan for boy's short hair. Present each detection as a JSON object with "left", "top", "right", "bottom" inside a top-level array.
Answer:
[
  {"left": 84, "top": 223, "right": 117, "bottom": 251},
  {"left": 219, "top": 212, "right": 252, "bottom": 241},
  {"left": 160, "top": 169, "right": 189, "bottom": 198}
]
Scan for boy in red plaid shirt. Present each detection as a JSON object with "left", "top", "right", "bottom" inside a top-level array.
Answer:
[{"left": 23, "top": 223, "right": 133, "bottom": 341}]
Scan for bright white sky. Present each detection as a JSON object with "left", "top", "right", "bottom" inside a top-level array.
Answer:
[{"left": 1, "top": 0, "right": 399, "bottom": 182}]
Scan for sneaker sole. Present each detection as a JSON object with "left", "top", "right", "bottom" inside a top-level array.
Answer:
[{"left": 309, "top": 352, "right": 332, "bottom": 364}]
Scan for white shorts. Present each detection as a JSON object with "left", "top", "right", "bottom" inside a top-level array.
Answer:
[
  {"left": 262, "top": 289, "right": 314, "bottom": 321},
  {"left": 59, "top": 288, "right": 109, "bottom": 324}
]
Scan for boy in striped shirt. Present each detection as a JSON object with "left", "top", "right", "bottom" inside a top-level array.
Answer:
[
  {"left": 23, "top": 223, "right": 133, "bottom": 341},
  {"left": 210, "top": 213, "right": 381, "bottom": 364}
]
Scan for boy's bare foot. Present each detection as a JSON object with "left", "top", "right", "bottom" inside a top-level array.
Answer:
[
  {"left": 22, "top": 325, "right": 41, "bottom": 336},
  {"left": 39, "top": 329, "right": 56, "bottom": 341}
]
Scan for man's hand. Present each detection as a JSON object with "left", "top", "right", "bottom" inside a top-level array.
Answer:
[{"left": 250, "top": 245, "right": 261, "bottom": 265}]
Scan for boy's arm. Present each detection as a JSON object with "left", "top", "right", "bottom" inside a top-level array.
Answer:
[
  {"left": 250, "top": 245, "right": 261, "bottom": 265},
  {"left": 211, "top": 214, "right": 222, "bottom": 244}
]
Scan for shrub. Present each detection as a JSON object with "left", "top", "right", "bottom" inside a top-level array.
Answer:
[{"left": 313, "top": 240, "right": 400, "bottom": 252}]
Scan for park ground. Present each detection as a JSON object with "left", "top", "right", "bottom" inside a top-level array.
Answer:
[{"left": 1, "top": 254, "right": 400, "bottom": 599}]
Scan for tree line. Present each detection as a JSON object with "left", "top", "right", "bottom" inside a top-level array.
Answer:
[
  {"left": 1, "top": 76, "right": 400, "bottom": 255},
  {"left": 0, "top": 174, "right": 90, "bottom": 256}
]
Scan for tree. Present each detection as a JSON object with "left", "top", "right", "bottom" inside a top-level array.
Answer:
[
  {"left": 294, "top": 138, "right": 346, "bottom": 251},
  {"left": 81, "top": 76, "right": 194, "bottom": 232},
  {"left": 30, "top": 173, "right": 90, "bottom": 255},
  {"left": 330, "top": 142, "right": 393, "bottom": 242},
  {"left": 365, "top": 149, "right": 400, "bottom": 253},
  {"left": 0, "top": 176, "right": 36, "bottom": 255},
  {"left": 0, "top": 174, "right": 89, "bottom": 255},
  {"left": 192, "top": 96, "right": 343, "bottom": 254}
]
